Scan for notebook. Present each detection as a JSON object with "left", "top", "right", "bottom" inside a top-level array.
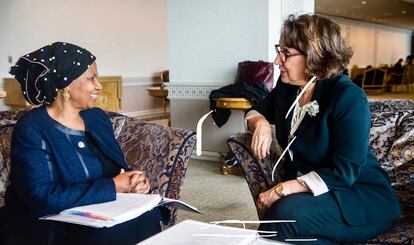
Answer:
[
  {"left": 40, "top": 193, "right": 200, "bottom": 228},
  {"left": 139, "top": 219, "right": 287, "bottom": 245}
]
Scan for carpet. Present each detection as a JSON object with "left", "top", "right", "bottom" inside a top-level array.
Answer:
[{"left": 177, "top": 159, "right": 259, "bottom": 229}]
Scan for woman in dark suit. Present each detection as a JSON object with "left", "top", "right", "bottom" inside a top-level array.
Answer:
[
  {"left": 247, "top": 15, "right": 400, "bottom": 243},
  {"left": 0, "top": 42, "right": 163, "bottom": 244}
]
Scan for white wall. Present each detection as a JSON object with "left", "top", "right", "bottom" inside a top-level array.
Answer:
[
  {"left": 168, "top": 0, "right": 269, "bottom": 85},
  {"left": 0, "top": 0, "right": 168, "bottom": 114},
  {"left": 331, "top": 16, "right": 411, "bottom": 68},
  {"left": 168, "top": 0, "right": 314, "bottom": 153},
  {"left": 375, "top": 30, "right": 411, "bottom": 66}
]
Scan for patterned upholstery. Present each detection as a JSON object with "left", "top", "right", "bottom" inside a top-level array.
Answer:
[
  {"left": 227, "top": 99, "right": 414, "bottom": 243},
  {"left": 0, "top": 110, "right": 196, "bottom": 226},
  {"left": 0, "top": 109, "right": 28, "bottom": 199},
  {"left": 227, "top": 128, "right": 284, "bottom": 203}
]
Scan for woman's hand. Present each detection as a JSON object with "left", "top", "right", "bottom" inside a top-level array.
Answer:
[
  {"left": 251, "top": 118, "right": 273, "bottom": 159},
  {"left": 256, "top": 180, "right": 310, "bottom": 219},
  {"left": 113, "top": 169, "right": 146, "bottom": 193},
  {"left": 256, "top": 186, "right": 281, "bottom": 219},
  {"left": 129, "top": 172, "right": 151, "bottom": 194}
]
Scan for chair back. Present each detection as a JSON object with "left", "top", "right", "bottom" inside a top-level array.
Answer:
[
  {"left": 160, "top": 70, "right": 169, "bottom": 89},
  {"left": 0, "top": 110, "right": 30, "bottom": 200},
  {"left": 350, "top": 65, "right": 365, "bottom": 81},
  {"left": 362, "top": 68, "right": 387, "bottom": 92},
  {"left": 402, "top": 65, "right": 414, "bottom": 85}
]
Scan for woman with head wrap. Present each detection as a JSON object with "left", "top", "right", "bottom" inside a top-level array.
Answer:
[{"left": 0, "top": 42, "right": 163, "bottom": 244}]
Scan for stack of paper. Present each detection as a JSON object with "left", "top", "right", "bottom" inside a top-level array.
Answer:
[
  {"left": 139, "top": 220, "right": 287, "bottom": 245},
  {"left": 41, "top": 193, "right": 200, "bottom": 228}
]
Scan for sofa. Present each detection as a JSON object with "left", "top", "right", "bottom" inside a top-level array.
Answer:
[
  {"left": 0, "top": 109, "right": 196, "bottom": 226},
  {"left": 228, "top": 99, "right": 414, "bottom": 244}
]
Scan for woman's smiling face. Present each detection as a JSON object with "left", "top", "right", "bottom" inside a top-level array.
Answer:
[{"left": 65, "top": 62, "right": 102, "bottom": 110}]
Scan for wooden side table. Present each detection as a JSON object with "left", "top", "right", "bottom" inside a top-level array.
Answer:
[
  {"left": 215, "top": 97, "right": 252, "bottom": 110},
  {"left": 215, "top": 97, "right": 252, "bottom": 175}
]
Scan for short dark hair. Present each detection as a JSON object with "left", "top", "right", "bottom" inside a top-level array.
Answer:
[{"left": 281, "top": 14, "right": 353, "bottom": 79}]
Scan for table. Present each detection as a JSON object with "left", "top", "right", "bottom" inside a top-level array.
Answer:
[
  {"left": 215, "top": 97, "right": 252, "bottom": 110},
  {"left": 215, "top": 97, "right": 252, "bottom": 175}
]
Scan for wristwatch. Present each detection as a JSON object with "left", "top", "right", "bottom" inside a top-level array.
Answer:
[{"left": 274, "top": 183, "right": 285, "bottom": 197}]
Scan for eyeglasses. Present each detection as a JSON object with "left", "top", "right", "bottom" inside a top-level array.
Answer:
[{"left": 275, "top": 44, "right": 303, "bottom": 62}]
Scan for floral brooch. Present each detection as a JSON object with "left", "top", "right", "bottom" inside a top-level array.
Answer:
[{"left": 305, "top": 100, "right": 319, "bottom": 117}]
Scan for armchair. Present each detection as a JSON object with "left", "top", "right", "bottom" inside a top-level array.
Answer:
[
  {"left": 362, "top": 68, "right": 387, "bottom": 93},
  {"left": 401, "top": 64, "right": 414, "bottom": 91},
  {"left": 227, "top": 99, "right": 414, "bottom": 243},
  {"left": 0, "top": 110, "right": 196, "bottom": 226}
]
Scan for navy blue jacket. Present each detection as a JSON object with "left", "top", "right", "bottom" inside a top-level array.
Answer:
[
  {"left": 2, "top": 106, "right": 128, "bottom": 223},
  {"left": 252, "top": 75, "right": 401, "bottom": 225}
]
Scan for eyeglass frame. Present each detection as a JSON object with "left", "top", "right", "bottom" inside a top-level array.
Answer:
[{"left": 275, "top": 44, "right": 304, "bottom": 62}]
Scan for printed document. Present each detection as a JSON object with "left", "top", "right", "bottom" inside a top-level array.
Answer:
[{"left": 40, "top": 193, "right": 200, "bottom": 228}]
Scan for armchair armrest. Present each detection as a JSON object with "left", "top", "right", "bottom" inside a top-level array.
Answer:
[
  {"left": 107, "top": 112, "right": 196, "bottom": 225},
  {"left": 116, "top": 117, "right": 195, "bottom": 198},
  {"left": 227, "top": 127, "right": 283, "bottom": 202}
]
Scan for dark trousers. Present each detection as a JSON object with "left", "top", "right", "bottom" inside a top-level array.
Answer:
[
  {"left": 259, "top": 193, "right": 393, "bottom": 244},
  {"left": 1, "top": 208, "right": 163, "bottom": 245}
]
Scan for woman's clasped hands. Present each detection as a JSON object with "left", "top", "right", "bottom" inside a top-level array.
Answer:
[{"left": 113, "top": 169, "right": 151, "bottom": 194}]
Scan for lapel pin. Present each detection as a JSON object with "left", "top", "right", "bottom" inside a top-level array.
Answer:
[{"left": 78, "top": 141, "right": 85, "bottom": 148}]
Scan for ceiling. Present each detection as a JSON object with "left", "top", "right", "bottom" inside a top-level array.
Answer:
[{"left": 315, "top": 0, "right": 414, "bottom": 30}]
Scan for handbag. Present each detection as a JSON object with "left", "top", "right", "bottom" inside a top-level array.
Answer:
[{"left": 234, "top": 60, "right": 274, "bottom": 92}]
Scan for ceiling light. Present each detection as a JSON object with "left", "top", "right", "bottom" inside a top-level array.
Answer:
[{"left": 361, "top": 1, "right": 367, "bottom": 4}]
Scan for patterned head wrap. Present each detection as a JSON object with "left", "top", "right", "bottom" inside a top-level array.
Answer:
[{"left": 9, "top": 42, "right": 96, "bottom": 105}]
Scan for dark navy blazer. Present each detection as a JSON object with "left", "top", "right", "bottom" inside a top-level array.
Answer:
[
  {"left": 2, "top": 106, "right": 128, "bottom": 223},
  {"left": 253, "top": 75, "right": 401, "bottom": 225}
]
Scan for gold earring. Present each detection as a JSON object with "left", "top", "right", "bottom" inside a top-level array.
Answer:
[{"left": 63, "top": 89, "right": 70, "bottom": 100}]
